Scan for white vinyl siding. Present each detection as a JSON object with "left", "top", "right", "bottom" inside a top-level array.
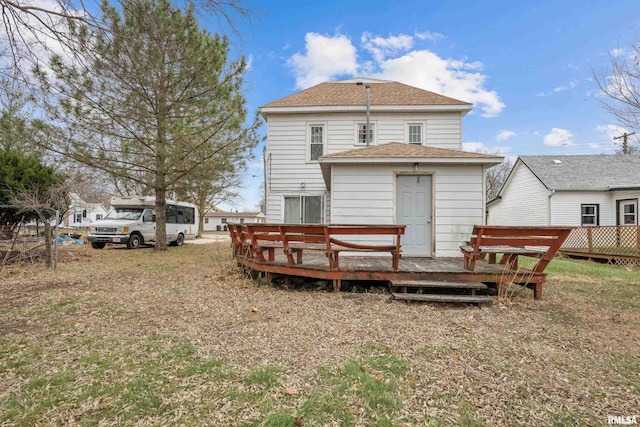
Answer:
[
  {"left": 487, "top": 162, "right": 551, "bottom": 226},
  {"left": 550, "top": 192, "right": 613, "bottom": 226},
  {"left": 330, "top": 163, "right": 485, "bottom": 257},
  {"left": 264, "top": 111, "right": 464, "bottom": 223}
]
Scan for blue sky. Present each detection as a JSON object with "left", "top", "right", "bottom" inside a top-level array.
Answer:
[{"left": 217, "top": 1, "right": 640, "bottom": 211}]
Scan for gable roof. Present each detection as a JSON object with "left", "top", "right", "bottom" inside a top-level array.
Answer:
[
  {"left": 519, "top": 155, "right": 640, "bottom": 191},
  {"left": 259, "top": 78, "right": 472, "bottom": 117},
  {"left": 318, "top": 142, "right": 502, "bottom": 189}
]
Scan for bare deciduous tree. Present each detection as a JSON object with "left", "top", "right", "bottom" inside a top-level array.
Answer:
[
  {"left": 595, "top": 41, "right": 640, "bottom": 139},
  {"left": 486, "top": 157, "right": 513, "bottom": 201}
]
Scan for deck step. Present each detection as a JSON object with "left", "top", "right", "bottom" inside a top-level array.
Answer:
[
  {"left": 390, "top": 280, "right": 487, "bottom": 290},
  {"left": 391, "top": 293, "right": 493, "bottom": 304}
]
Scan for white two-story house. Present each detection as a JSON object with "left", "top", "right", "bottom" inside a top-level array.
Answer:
[{"left": 259, "top": 78, "right": 502, "bottom": 257}]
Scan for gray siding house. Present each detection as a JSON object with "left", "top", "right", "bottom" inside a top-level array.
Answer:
[
  {"left": 259, "top": 78, "right": 502, "bottom": 257},
  {"left": 487, "top": 155, "right": 640, "bottom": 227}
]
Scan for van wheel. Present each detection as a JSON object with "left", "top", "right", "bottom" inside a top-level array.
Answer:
[
  {"left": 174, "top": 233, "right": 185, "bottom": 246},
  {"left": 91, "top": 242, "right": 106, "bottom": 249},
  {"left": 127, "top": 233, "right": 143, "bottom": 249}
]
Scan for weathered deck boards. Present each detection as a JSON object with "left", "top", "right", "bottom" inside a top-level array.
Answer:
[{"left": 235, "top": 251, "right": 545, "bottom": 296}]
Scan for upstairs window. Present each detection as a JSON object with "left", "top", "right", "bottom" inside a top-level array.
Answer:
[
  {"left": 581, "top": 204, "right": 599, "bottom": 226},
  {"left": 356, "top": 123, "right": 375, "bottom": 145},
  {"left": 309, "top": 125, "right": 324, "bottom": 161},
  {"left": 408, "top": 124, "right": 423, "bottom": 145}
]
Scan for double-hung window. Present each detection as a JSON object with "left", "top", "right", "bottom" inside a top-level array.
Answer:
[
  {"left": 581, "top": 204, "right": 599, "bottom": 226},
  {"left": 309, "top": 124, "right": 324, "bottom": 161},
  {"left": 356, "top": 123, "right": 375, "bottom": 145},
  {"left": 621, "top": 201, "right": 637, "bottom": 225},
  {"left": 284, "top": 196, "right": 323, "bottom": 223},
  {"left": 408, "top": 123, "right": 423, "bottom": 145}
]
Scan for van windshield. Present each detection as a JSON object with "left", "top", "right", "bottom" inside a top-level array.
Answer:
[{"left": 105, "top": 208, "right": 144, "bottom": 221}]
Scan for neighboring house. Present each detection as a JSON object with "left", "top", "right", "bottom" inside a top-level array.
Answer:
[
  {"left": 64, "top": 193, "right": 109, "bottom": 229},
  {"left": 203, "top": 211, "right": 266, "bottom": 231},
  {"left": 487, "top": 155, "right": 640, "bottom": 227},
  {"left": 259, "top": 78, "right": 502, "bottom": 257}
]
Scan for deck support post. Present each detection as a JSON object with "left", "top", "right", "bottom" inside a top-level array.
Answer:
[{"left": 332, "top": 279, "right": 341, "bottom": 293}]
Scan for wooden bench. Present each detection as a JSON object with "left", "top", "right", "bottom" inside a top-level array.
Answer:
[
  {"left": 233, "top": 223, "right": 406, "bottom": 271},
  {"left": 460, "top": 225, "right": 572, "bottom": 299}
]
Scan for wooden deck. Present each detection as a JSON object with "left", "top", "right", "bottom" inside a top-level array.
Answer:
[{"left": 235, "top": 251, "right": 546, "bottom": 299}]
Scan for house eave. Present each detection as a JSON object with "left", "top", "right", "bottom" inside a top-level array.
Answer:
[
  {"left": 318, "top": 156, "right": 503, "bottom": 165},
  {"left": 259, "top": 104, "right": 472, "bottom": 119},
  {"left": 318, "top": 156, "right": 502, "bottom": 190}
]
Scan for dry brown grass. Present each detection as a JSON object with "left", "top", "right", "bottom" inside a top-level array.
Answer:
[{"left": 0, "top": 242, "right": 639, "bottom": 426}]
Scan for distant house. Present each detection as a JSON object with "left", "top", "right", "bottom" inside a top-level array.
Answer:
[
  {"left": 64, "top": 193, "right": 109, "bottom": 229},
  {"left": 203, "top": 211, "right": 266, "bottom": 231},
  {"left": 487, "top": 155, "right": 640, "bottom": 226},
  {"left": 259, "top": 77, "right": 502, "bottom": 257}
]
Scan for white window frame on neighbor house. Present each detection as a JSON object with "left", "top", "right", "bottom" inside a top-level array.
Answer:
[
  {"left": 307, "top": 123, "right": 326, "bottom": 162},
  {"left": 283, "top": 195, "right": 324, "bottom": 223},
  {"left": 581, "top": 204, "right": 599, "bottom": 226},
  {"left": 406, "top": 122, "right": 424, "bottom": 145},
  {"left": 74, "top": 213, "right": 83, "bottom": 223},
  {"left": 619, "top": 200, "right": 637, "bottom": 225},
  {"left": 354, "top": 122, "right": 376, "bottom": 146}
]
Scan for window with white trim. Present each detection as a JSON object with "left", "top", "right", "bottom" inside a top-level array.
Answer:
[
  {"left": 581, "top": 204, "right": 599, "bottom": 226},
  {"left": 355, "top": 123, "right": 375, "bottom": 145},
  {"left": 284, "top": 196, "right": 323, "bottom": 223},
  {"left": 622, "top": 201, "right": 637, "bottom": 225},
  {"left": 309, "top": 124, "right": 324, "bottom": 161},
  {"left": 408, "top": 123, "right": 423, "bottom": 145}
]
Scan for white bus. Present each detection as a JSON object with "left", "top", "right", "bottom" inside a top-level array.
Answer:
[{"left": 87, "top": 196, "right": 198, "bottom": 249}]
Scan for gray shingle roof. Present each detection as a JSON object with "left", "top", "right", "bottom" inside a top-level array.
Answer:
[{"left": 520, "top": 155, "right": 640, "bottom": 190}]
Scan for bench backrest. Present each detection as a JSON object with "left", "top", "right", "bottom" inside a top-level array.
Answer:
[{"left": 468, "top": 225, "right": 572, "bottom": 272}]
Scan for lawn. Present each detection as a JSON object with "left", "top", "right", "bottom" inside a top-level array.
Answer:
[{"left": 0, "top": 242, "right": 638, "bottom": 426}]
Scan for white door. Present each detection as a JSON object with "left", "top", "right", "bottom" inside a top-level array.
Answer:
[{"left": 396, "top": 175, "right": 432, "bottom": 256}]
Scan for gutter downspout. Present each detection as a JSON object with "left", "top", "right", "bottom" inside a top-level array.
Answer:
[
  {"left": 548, "top": 189, "right": 555, "bottom": 225},
  {"left": 365, "top": 84, "right": 371, "bottom": 147}
]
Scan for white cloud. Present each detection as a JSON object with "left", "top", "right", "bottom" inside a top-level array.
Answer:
[
  {"left": 287, "top": 33, "right": 358, "bottom": 89},
  {"left": 462, "top": 142, "right": 511, "bottom": 154},
  {"left": 287, "top": 31, "right": 505, "bottom": 117},
  {"left": 497, "top": 130, "right": 516, "bottom": 141},
  {"left": 245, "top": 54, "right": 253, "bottom": 72},
  {"left": 462, "top": 142, "right": 486, "bottom": 152},
  {"left": 414, "top": 31, "right": 445, "bottom": 41},
  {"left": 610, "top": 48, "right": 625, "bottom": 57},
  {"left": 361, "top": 32, "right": 413, "bottom": 62},
  {"left": 369, "top": 50, "right": 504, "bottom": 117},
  {"left": 536, "top": 79, "right": 579, "bottom": 96},
  {"left": 596, "top": 124, "right": 630, "bottom": 144},
  {"left": 543, "top": 128, "right": 574, "bottom": 146}
]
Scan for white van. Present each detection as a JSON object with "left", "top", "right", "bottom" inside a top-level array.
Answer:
[{"left": 87, "top": 196, "right": 198, "bottom": 249}]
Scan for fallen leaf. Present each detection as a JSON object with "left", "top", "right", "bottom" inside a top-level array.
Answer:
[
  {"left": 282, "top": 388, "right": 297, "bottom": 395},
  {"left": 407, "top": 374, "right": 415, "bottom": 382},
  {"left": 451, "top": 355, "right": 460, "bottom": 361},
  {"left": 294, "top": 417, "right": 304, "bottom": 426},
  {"left": 359, "top": 365, "right": 366, "bottom": 373},
  {"left": 344, "top": 407, "right": 361, "bottom": 416},
  {"left": 250, "top": 306, "right": 258, "bottom": 313}
]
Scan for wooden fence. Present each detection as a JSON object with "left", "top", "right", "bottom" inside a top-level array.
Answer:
[{"left": 561, "top": 225, "right": 640, "bottom": 264}]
